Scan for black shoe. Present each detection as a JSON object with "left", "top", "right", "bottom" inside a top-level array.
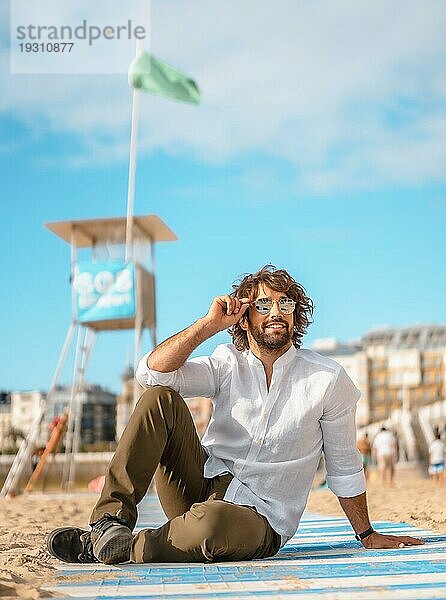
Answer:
[
  {"left": 91, "top": 513, "right": 133, "bottom": 564},
  {"left": 47, "top": 527, "right": 98, "bottom": 563}
]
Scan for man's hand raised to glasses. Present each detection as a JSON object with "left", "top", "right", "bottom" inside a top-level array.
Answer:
[
  {"left": 204, "top": 296, "right": 251, "bottom": 333},
  {"left": 146, "top": 295, "right": 251, "bottom": 373}
]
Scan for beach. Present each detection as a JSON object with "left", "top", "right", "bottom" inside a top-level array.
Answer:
[
  {"left": 307, "top": 465, "right": 446, "bottom": 536},
  {"left": 0, "top": 492, "right": 93, "bottom": 598},
  {"left": 0, "top": 466, "right": 444, "bottom": 599}
]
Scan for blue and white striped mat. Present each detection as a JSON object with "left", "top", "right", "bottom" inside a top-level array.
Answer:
[{"left": 45, "top": 494, "right": 446, "bottom": 599}]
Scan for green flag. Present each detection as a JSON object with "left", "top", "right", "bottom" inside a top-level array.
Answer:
[{"left": 128, "top": 51, "right": 200, "bottom": 105}]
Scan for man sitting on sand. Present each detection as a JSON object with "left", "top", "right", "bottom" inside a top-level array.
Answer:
[{"left": 47, "top": 266, "right": 423, "bottom": 564}]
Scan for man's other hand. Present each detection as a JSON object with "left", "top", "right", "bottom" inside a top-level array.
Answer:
[
  {"left": 362, "top": 532, "right": 424, "bottom": 549},
  {"left": 204, "top": 295, "right": 250, "bottom": 333}
]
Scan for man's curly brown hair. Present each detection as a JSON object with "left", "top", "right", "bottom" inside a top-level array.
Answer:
[{"left": 229, "top": 265, "right": 314, "bottom": 351}]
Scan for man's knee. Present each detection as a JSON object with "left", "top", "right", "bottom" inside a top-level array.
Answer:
[
  {"left": 137, "top": 386, "right": 183, "bottom": 413},
  {"left": 131, "top": 387, "right": 185, "bottom": 432}
]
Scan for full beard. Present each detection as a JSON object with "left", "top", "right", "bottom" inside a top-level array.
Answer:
[{"left": 248, "top": 321, "right": 292, "bottom": 351}]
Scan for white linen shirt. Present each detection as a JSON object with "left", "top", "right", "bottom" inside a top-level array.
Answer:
[{"left": 136, "top": 343, "right": 365, "bottom": 545}]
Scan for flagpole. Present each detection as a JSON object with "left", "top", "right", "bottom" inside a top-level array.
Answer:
[{"left": 125, "top": 39, "right": 143, "bottom": 263}]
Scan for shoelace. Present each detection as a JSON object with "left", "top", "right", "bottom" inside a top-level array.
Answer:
[
  {"left": 91, "top": 513, "right": 129, "bottom": 534},
  {"left": 78, "top": 532, "right": 96, "bottom": 562}
]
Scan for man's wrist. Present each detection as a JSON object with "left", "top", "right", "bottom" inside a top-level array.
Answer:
[
  {"left": 199, "top": 316, "right": 223, "bottom": 337},
  {"left": 355, "top": 526, "right": 375, "bottom": 541}
]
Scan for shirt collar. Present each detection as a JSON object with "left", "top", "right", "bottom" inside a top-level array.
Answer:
[{"left": 246, "top": 344, "right": 298, "bottom": 369}]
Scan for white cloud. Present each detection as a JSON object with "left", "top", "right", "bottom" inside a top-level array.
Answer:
[{"left": 1, "top": 0, "right": 446, "bottom": 191}]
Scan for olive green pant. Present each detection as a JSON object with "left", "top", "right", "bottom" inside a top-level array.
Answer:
[{"left": 89, "top": 386, "right": 281, "bottom": 563}]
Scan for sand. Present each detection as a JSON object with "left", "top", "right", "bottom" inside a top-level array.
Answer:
[
  {"left": 0, "top": 493, "right": 93, "bottom": 599},
  {"left": 307, "top": 466, "right": 446, "bottom": 535},
  {"left": 0, "top": 467, "right": 444, "bottom": 598}
]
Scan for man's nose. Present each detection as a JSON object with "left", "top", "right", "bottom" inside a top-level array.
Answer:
[{"left": 269, "top": 300, "right": 281, "bottom": 317}]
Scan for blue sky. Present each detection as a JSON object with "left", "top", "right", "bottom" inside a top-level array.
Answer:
[{"left": 1, "top": 1, "right": 446, "bottom": 394}]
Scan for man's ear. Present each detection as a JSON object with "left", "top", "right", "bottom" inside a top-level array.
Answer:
[{"left": 239, "top": 313, "right": 248, "bottom": 331}]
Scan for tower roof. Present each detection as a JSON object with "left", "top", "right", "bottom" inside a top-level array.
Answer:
[{"left": 45, "top": 215, "right": 177, "bottom": 247}]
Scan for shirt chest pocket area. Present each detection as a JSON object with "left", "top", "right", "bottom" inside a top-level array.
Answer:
[
  {"left": 262, "top": 406, "right": 323, "bottom": 458},
  {"left": 228, "top": 395, "right": 262, "bottom": 433}
]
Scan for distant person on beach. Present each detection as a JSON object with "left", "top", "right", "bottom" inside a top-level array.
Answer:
[
  {"left": 428, "top": 433, "right": 445, "bottom": 484},
  {"left": 357, "top": 433, "right": 372, "bottom": 479},
  {"left": 372, "top": 427, "right": 397, "bottom": 486},
  {"left": 48, "top": 265, "right": 423, "bottom": 565}
]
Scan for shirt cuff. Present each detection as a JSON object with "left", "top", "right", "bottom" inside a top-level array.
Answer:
[
  {"left": 326, "top": 470, "right": 366, "bottom": 497},
  {"left": 135, "top": 352, "right": 177, "bottom": 388}
]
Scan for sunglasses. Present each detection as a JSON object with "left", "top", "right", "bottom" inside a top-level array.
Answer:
[{"left": 252, "top": 297, "right": 296, "bottom": 315}]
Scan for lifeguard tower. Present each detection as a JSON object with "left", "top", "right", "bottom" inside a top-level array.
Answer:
[{"left": 1, "top": 215, "right": 176, "bottom": 495}]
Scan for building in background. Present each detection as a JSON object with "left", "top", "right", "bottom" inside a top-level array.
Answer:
[
  {"left": 362, "top": 326, "right": 445, "bottom": 422},
  {"left": 2, "top": 385, "right": 117, "bottom": 452},
  {"left": 10, "top": 390, "right": 46, "bottom": 447},
  {"left": 44, "top": 384, "right": 117, "bottom": 448},
  {"left": 313, "top": 324, "right": 446, "bottom": 461}
]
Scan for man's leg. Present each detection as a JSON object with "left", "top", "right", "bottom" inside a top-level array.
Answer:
[
  {"left": 131, "top": 497, "right": 281, "bottom": 563},
  {"left": 90, "top": 386, "right": 208, "bottom": 529},
  {"left": 48, "top": 386, "right": 210, "bottom": 564}
]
